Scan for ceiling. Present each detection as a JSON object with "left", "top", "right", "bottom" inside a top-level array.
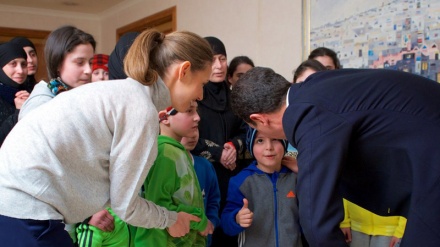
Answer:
[{"left": 0, "top": 0, "right": 128, "bottom": 14}]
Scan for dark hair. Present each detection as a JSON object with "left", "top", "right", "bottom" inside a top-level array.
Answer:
[
  {"left": 45, "top": 25, "right": 96, "bottom": 79},
  {"left": 231, "top": 67, "right": 291, "bottom": 125},
  {"left": 108, "top": 32, "right": 140, "bottom": 80},
  {"left": 124, "top": 29, "right": 213, "bottom": 86},
  {"left": 204, "top": 36, "right": 227, "bottom": 57},
  {"left": 293, "top": 59, "right": 327, "bottom": 83},
  {"left": 10, "top": 36, "right": 36, "bottom": 52},
  {"left": 308, "top": 47, "right": 341, "bottom": 69},
  {"left": 227, "top": 56, "right": 255, "bottom": 78}
]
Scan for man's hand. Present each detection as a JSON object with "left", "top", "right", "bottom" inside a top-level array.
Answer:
[
  {"left": 389, "top": 236, "right": 401, "bottom": 247},
  {"left": 236, "top": 198, "right": 253, "bottom": 228},
  {"left": 167, "top": 212, "right": 200, "bottom": 237},
  {"left": 340, "top": 227, "right": 352, "bottom": 243}
]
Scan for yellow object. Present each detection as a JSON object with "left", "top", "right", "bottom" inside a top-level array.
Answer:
[{"left": 340, "top": 199, "right": 407, "bottom": 238}]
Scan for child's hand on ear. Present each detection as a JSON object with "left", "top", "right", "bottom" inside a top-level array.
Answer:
[{"left": 236, "top": 198, "right": 253, "bottom": 228}]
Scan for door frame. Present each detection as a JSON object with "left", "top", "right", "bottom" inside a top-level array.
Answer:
[{"left": 116, "top": 6, "right": 176, "bottom": 39}]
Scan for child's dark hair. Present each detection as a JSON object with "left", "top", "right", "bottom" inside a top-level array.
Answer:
[
  {"left": 308, "top": 47, "right": 341, "bottom": 69},
  {"left": 231, "top": 67, "right": 290, "bottom": 125},
  {"left": 227, "top": 56, "right": 255, "bottom": 78},
  {"left": 293, "top": 59, "right": 327, "bottom": 83}
]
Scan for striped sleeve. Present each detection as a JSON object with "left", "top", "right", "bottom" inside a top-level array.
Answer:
[{"left": 76, "top": 222, "right": 106, "bottom": 247}]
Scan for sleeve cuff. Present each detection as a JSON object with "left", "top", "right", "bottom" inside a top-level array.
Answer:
[{"left": 166, "top": 211, "right": 178, "bottom": 227}]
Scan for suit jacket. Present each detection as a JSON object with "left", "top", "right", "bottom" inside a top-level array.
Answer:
[{"left": 283, "top": 69, "right": 440, "bottom": 247}]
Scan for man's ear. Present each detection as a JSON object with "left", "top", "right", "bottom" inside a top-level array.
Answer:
[
  {"left": 249, "top": 113, "right": 269, "bottom": 126},
  {"left": 177, "top": 61, "right": 192, "bottom": 81}
]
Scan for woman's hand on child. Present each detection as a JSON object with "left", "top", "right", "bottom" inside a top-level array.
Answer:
[
  {"left": 236, "top": 198, "right": 253, "bottom": 228},
  {"left": 389, "top": 237, "right": 401, "bottom": 247},
  {"left": 167, "top": 212, "right": 200, "bottom": 237},
  {"left": 199, "top": 220, "right": 214, "bottom": 236},
  {"left": 89, "top": 209, "right": 115, "bottom": 232},
  {"left": 340, "top": 227, "right": 352, "bottom": 243},
  {"left": 282, "top": 156, "right": 298, "bottom": 173},
  {"left": 221, "top": 143, "right": 236, "bottom": 170}
]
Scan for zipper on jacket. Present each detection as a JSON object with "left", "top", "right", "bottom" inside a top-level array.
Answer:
[{"left": 270, "top": 172, "right": 280, "bottom": 247}]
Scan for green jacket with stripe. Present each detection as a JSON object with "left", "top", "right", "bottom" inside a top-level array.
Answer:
[
  {"left": 76, "top": 207, "right": 132, "bottom": 247},
  {"left": 135, "top": 135, "right": 208, "bottom": 247}
]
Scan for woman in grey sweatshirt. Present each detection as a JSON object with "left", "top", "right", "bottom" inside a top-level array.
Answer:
[{"left": 0, "top": 28, "right": 213, "bottom": 247}]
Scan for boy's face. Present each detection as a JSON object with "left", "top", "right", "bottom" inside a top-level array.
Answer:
[
  {"left": 181, "top": 129, "right": 199, "bottom": 151},
  {"left": 253, "top": 131, "right": 284, "bottom": 173},
  {"left": 169, "top": 102, "right": 200, "bottom": 139}
]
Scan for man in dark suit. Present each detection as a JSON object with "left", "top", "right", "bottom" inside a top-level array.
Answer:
[{"left": 230, "top": 67, "right": 440, "bottom": 247}]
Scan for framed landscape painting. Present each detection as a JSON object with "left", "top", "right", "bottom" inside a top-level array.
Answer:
[{"left": 303, "top": 0, "right": 440, "bottom": 82}]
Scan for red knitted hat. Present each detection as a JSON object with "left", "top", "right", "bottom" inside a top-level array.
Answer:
[{"left": 92, "top": 54, "right": 109, "bottom": 72}]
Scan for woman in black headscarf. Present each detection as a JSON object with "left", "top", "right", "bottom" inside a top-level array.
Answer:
[
  {"left": 108, "top": 32, "right": 140, "bottom": 80},
  {"left": 0, "top": 42, "right": 29, "bottom": 145},
  {"left": 10, "top": 36, "right": 38, "bottom": 92},
  {"left": 191, "top": 36, "right": 248, "bottom": 247}
]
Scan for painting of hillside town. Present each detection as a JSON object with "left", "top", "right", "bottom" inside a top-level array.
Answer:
[{"left": 308, "top": 0, "right": 440, "bottom": 82}]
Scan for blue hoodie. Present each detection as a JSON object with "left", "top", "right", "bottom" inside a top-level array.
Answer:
[{"left": 220, "top": 161, "right": 302, "bottom": 247}]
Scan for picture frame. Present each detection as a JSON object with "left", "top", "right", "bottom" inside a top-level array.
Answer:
[{"left": 302, "top": 0, "right": 440, "bottom": 82}]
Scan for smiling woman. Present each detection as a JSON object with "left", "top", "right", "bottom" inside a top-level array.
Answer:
[
  {"left": 18, "top": 25, "right": 96, "bottom": 120},
  {"left": 10, "top": 36, "right": 39, "bottom": 93},
  {"left": 0, "top": 41, "right": 29, "bottom": 145}
]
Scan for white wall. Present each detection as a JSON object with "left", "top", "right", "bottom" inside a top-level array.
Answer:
[
  {"left": 0, "top": 4, "right": 101, "bottom": 45},
  {"left": 0, "top": 0, "right": 303, "bottom": 80}
]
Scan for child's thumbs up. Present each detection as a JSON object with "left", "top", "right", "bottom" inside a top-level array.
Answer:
[
  {"left": 242, "top": 198, "right": 249, "bottom": 209},
  {"left": 236, "top": 198, "right": 253, "bottom": 228}
]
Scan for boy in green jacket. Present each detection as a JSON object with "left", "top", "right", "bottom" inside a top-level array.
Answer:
[{"left": 135, "top": 103, "right": 208, "bottom": 246}]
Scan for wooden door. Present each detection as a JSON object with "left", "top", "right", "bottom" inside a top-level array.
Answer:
[{"left": 116, "top": 6, "right": 176, "bottom": 39}]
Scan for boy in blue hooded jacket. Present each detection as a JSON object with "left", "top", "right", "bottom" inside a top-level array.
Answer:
[{"left": 221, "top": 127, "right": 302, "bottom": 247}]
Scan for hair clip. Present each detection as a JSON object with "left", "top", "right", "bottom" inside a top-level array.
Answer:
[
  {"left": 165, "top": 106, "right": 177, "bottom": 116},
  {"left": 159, "top": 106, "right": 178, "bottom": 123}
]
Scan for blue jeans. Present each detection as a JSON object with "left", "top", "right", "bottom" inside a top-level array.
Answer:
[{"left": 0, "top": 214, "right": 74, "bottom": 247}]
